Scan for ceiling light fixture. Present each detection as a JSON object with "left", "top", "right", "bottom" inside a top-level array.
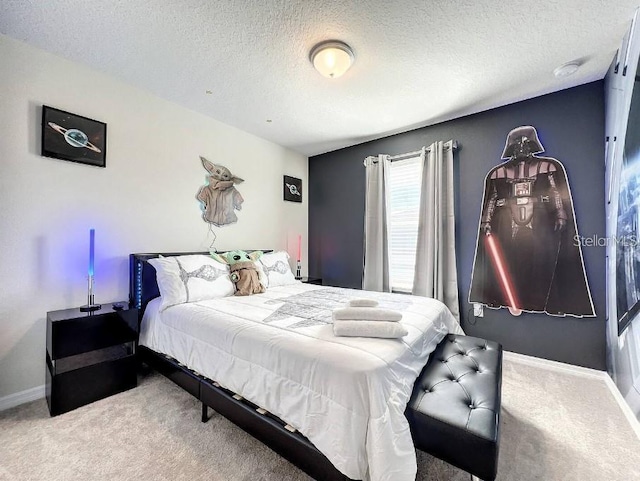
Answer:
[
  {"left": 553, "top": 61, "right": 581, "bottom": 78},
  {"left": 310, "top": 40, "right": 355, "bottom": 79}
]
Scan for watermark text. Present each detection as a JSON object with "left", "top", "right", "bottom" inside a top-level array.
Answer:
[{"left": 574, "top": 235, "right": 638, "bottom": 247}]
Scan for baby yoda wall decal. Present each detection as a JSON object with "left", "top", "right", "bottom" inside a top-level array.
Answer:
[{"left": 196, "top": 156, "right": 244, "bottom": 227}]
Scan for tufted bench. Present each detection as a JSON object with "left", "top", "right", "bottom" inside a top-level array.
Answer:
[{"left": 406, "top": 334, "right": 503, "bottom": 481}]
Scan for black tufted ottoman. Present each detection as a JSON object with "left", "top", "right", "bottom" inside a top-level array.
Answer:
[{"left": 406, "top": 334, "right": 503, "bottom": 481}]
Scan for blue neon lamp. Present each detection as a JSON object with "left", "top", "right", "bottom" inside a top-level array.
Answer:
[{"left": 80, "top": 229, "right": 102, "bottom": 312}]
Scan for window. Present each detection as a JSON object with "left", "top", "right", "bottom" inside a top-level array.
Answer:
[{"left": 387, "top": 156, "right": 422, "bottom": 292}]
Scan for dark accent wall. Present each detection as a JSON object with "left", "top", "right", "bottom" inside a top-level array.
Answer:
[{"left": 309, "top": 81, "right": 606, "bottom": 370}]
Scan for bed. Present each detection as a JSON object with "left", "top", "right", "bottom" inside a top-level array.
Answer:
[{"left": 130, "top": 252, "right": 463, "bottom": 481}]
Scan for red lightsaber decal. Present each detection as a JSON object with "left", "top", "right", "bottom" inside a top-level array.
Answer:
[{"left": 484, "top": 234, "right": 520, "bottom": 312}]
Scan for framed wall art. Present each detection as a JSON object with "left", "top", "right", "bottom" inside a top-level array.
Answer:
[
  {"left": 41, "top": 106, "right": 107, "bottom": 167},
  {"left": 284, "top": 175, "right": 302, "bottom": 203},
  {"left": 615, "top": 77, "right": 640, "bottom": 335}
]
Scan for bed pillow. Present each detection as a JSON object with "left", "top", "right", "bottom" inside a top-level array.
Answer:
[
  {"left": 259, "top": 251, "right": 297, "bottom": 287},
  {"left": 254, "top": 260, "right": 269, "bottom": 289},
  {"left": 148, "top": 255, "right": 234, "bottom": 311}
]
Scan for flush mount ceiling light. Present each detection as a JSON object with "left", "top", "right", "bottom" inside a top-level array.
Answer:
[
  {"left": 553, "top": 61, "right": 581, "bottom": 78},
  {"left": 310, "top": 40, "right": 355, "bottom": 79}
]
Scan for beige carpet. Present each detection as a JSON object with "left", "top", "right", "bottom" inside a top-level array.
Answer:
[{"left": 1, "top": 357, "right": 639, "bottom": 481}]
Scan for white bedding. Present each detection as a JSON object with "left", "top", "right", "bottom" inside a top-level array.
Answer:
[{"left": 140, "top": 283, "right": 463, "bottom": 481}]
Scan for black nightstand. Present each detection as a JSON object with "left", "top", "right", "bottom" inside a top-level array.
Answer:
[
  {"left": 299, "top": 277, "right": 322, "bottom": 285},
  {"left": 46, "top": 302, "right": 138, "bottom": 416}
]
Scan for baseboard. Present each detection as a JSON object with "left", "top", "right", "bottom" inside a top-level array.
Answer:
[
  {"left": 0, "top": 385, "right": 45, "bottom": 412},
  {"left": 603, "top": 375, "right": 640, "bottom": 441},
  {"left": 505, "top": 351, "right": 640, "bottom": 440},
  {"left": 504, "top": 351, "right": 605, "bottom": 379}
]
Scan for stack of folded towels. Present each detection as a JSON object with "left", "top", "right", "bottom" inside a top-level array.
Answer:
[{"left": 332, "top": 298, "right": 407, "bottom": 339}]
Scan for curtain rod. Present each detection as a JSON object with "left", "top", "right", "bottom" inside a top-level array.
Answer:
[
  {"left": 367, "top": 140, "right": 458, "bottom": 164},
  {"left": 389, "top": 149, "right": 424, "bottom": 161}
]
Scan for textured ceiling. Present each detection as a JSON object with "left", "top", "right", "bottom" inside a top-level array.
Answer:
[{"left": 0, "top": 1, "right": 637, "bottom": 156}]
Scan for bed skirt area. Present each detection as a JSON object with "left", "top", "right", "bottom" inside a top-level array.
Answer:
[{"left": 138, "top": 345, "right": 354, "bottom": 481}]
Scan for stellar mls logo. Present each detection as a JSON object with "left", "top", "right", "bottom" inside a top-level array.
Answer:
[{"left": 574, "top": 235, "right": 639, "bottom": 247}]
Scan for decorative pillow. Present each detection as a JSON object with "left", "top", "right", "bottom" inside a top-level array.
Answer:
[
  {"left": 148, "top": 255, "right": 234, "bottom": 311},
  {"left": 259, "top": 251, "right": 297, "bottom": 287},
  {"left": 254, "top": 260, "right": 268, "bottom": 288}
]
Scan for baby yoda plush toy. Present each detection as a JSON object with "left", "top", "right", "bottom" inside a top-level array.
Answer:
[{"left": 212, "top": 250, "right": 265, "bottom": 296}]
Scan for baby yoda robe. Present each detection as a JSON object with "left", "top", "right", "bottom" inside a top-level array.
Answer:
[
  {"left": 197, "top": 180, "right": 244, "bottom": 226},
  {"left": 230, "top": 261, "right": 265, "bottom": 296}
]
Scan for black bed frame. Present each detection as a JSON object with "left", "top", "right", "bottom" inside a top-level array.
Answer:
[{"left": 129, "top": 252, "right": 353, "bottom": 481}]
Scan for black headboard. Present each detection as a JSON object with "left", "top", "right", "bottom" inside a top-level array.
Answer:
[{"left": 129, "top": 250, "right": 272, "bottom": 318}]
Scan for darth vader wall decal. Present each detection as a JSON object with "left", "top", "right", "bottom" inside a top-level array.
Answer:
[{"left": 469, "top": 126, "right": 595, "bottom": 317}]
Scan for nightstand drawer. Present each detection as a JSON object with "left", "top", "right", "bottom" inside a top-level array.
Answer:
[
  {"left": 46, "top": 354, "right": 136, "bottom": 416},
  {"left": 50, "top": 343, "right": 135, "bottom": 374},
  {"left": 47, "top": 307, "right": 137, "bottom": 360}
]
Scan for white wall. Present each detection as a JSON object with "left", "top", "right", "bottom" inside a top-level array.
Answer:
[{"left": 0, "top": 34, "right": 308, "bottom": 399}]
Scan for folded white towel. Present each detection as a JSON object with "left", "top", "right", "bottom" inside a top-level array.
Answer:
[
  {"left": 332, "top": 306, "right": 402, "bottom": 322},
  {"left": 347, "top": 298, "right": 379, "bottom": 308},
  {"left": 333, "top": 320, "right": 408, "bottom": 339}
]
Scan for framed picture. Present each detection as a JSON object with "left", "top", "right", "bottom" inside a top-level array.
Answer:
[
  {"left": 615, "top": 77, "right": 640, "bottom": 335},
  {"left": 41, "top": 106, "right": 107, "bottom": 167},
  {"left": 284, "top": 175, "right": 302, "bottom": 202}
]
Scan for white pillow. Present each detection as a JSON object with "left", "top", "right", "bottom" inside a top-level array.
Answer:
[
  {"left": 254, "top": 260, "right": 269, "bottom": 288},
  {"left": 148, "top": 255, "right": 234, "bottom": 311},
  {"left": 259, "top": 251, "right": 297, "bottom": 287}
]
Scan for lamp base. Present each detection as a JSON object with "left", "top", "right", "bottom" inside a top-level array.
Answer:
[{"left": 80, "top": 304, "right": 102, "bottom": 312}]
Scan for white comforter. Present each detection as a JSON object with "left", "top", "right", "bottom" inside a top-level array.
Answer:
[{"left": 140, "top": 283, "right": 462, "bottom": 481}]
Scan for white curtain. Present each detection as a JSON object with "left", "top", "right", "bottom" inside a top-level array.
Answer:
[
  {"left": 363, "top": 154, "right": 391, "bottom": 292},
  {"left": 412, "top": 140, "right": 460, "bottom": 321}
]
